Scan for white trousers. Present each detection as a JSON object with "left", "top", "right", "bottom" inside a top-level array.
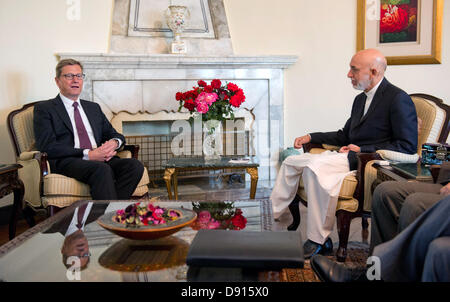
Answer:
[{"left": 271, "top": 151, "right": 354, "bottom": 244}]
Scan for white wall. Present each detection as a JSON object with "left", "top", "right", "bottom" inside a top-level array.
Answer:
[
  {"left": 0, "top": 0, "right": 113, "bottom": 205},
  {"left": 224, "top": 0, "right": 450, "bottom": 147},
  {"left": 0, "top": 0, "right": 448, "bottom": 204}
]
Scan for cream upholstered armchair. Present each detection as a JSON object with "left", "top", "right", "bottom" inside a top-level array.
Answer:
[
  {"left": 7, "top": 102, "right": 150, "bottom": 230},
  {"left": 294, "top": 93, "right": 449, "bottom": 262}
]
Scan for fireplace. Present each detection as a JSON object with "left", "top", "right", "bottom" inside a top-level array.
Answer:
[{"left": 57, "top": 0, "right": 297, "bottom": 181}]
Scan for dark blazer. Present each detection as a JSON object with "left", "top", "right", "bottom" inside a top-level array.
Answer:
[
  {"left": 310, "top": 78, "right": 418, "bottom": 170},
  {"left": 33, "top": 95, "right": 125, "bottom": 169},
  {"left": 437, "top": 162, "right": 450, "bottom": 185},
  {"left": 43, "top": 203, "right": 108, "bottom": 235}
]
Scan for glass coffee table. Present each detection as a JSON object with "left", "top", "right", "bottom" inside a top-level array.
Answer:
[
  {"left": 163, "top": 157, "right": 260, "bottom": 200},
  {"left": 0, "top": 198, "right": 288, "bottom": 282}
]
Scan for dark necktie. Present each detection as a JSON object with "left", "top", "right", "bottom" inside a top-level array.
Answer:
[
  {"left": 76, "top": 203, "right": 89, "bottom": 229},
  {"left": 73, "top": 102, "right": 92, "bottom": 149}
]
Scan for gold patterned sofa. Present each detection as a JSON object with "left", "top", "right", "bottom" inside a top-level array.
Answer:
[
  {"left": 7, "top": 101, "right": 150, "bottom": 221},
  {"left": 295, "top": 93, "right": 449, "bottom": 262}
]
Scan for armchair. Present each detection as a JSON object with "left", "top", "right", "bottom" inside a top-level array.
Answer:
[
  {"left": 292, "top": 93, "right": 449, "bottom": 262},
  {"left": 7, "top": 101, "right": 150, "bottom": 237}
]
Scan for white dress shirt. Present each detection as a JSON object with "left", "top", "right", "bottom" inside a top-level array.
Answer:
[
  {"left": 65, "top": 202, "right": 93, "bottom": 236},
  {"left": 59, "top": 93, "right": 122, "bottom": 160},
  {"left": 362, "top": 78, "right": 383, "bottom": 117},
  {"left": 60, "top": 93, "right": 97, "bottom": 160}
]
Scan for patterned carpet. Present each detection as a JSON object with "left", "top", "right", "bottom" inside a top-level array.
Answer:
[{"left": 281, "top": 242, "right": 370, "bottom": 282}]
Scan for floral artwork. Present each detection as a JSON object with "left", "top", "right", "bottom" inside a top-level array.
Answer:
[
  {"left": 190, "top": 202, "right": 247, "bottom": 230},
  {"left": 380, "top": 0, "right": 418, "bottom": 43},
  {"left": 175, "top": 79, "right": 246, "bottom": 122}
]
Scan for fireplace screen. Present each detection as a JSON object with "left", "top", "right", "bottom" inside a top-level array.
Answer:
[{"left": 125, "top": 130, "right": 251, "bottom": 182}]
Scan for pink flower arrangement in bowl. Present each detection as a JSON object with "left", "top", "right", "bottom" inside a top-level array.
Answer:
[{"left": 114, "top": 202, "right": 181, "bottom": 228}]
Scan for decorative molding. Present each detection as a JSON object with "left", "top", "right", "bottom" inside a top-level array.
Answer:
[
  {"left": 57, "top": 53, "right": 298, "bottom": 69},
  {"left": 111, "top": 0, "right": 232, "bottom": 54}
]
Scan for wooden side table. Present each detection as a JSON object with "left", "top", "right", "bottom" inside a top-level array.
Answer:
[{"left": 0, "top": 164, "right": 25, "bottom": 240}]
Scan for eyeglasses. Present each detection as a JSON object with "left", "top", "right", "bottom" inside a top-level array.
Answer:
[
  {"left": 69, "top": 252, "right": 91, "bottom": 259},
  {"left": 62, "top": 73, "right": 85, "bottom": 80}
]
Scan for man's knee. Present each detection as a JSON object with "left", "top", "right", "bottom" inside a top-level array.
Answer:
[
  {"left": 372, "top": 181, "right": 398, "bottom": 210},
  {"left": 92, "top": 162, "right": 115, "bottom": 178},
  {"left": 423, "top": 237, "right": 450, "bottom": 282},
  {"left": 399, "top": 193, "right": 439, "bottom": 230},
  {"left": 127, "top": 158, "right": 144, "bottom": 176}
]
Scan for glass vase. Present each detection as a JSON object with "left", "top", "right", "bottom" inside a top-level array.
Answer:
[{"left": 203, "top": 120, "right": 223, "bottom": 161}]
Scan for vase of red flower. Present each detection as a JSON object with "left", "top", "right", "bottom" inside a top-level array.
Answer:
[
  {"left": 175, "top": 79, "right": 246, "bottom": 160},
  {"left": 190, "top": 202, "right": 247, "bottom": 230}
]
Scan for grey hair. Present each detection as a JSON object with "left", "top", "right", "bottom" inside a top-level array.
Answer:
[{"left": 55, "top": 59, "right": 83, "bottom": 78}]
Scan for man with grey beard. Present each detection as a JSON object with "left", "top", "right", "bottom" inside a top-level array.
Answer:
[{"left": 271, "top": 49, "right": 418, "bottom": 259}]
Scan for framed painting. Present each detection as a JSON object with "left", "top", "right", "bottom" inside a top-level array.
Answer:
[{"left": 357, "top": 0, "right": 443, "bottom": 65}]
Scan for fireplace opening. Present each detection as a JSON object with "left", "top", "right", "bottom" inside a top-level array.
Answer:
[{"left": 123, "top": 119, "right": 252, "bottom": 183}]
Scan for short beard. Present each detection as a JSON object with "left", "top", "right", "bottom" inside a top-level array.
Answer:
[{"left": 353, "top": 77, "right": 371, "bottom": 91}]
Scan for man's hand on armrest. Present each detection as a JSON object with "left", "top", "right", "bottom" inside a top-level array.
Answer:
[
  {"left": 294, "top": 134, "right": 311, "bottom": 149},
  {"left": 339, "top": 144, "right": 361, "bottom": 153}
]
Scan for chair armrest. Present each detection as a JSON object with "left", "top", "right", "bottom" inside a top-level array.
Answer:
[
  {"left": 17, "top": 151, "right": 49, "bottom": 208},
  {"left": 19, "top": 151, "right": 49, "bottom": 177},
  {"left": 354, "top": 152, "right": 383, "bottom": 212},
  {"left": 122, "top": 144, "right": 140, "bottom": 159},
  {"left": 303, "top": 143, "right": 324, "bottom": 153}
]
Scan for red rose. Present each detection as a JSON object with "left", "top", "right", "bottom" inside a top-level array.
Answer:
[
  {"left": 211, "top": 79, "right": 222, "bottom": 89},
  {"left": 198, "top": 80, "right": 207, "bottom": 87},
  {"left": 175, "top": 92, "right": 184, "bottom": 101},
  {"left": 227, "top": 82, "right": 239, "bottom": 92},
  {"left": 183, "top": 99, "right": 196, "bottom": 111},
  {"left": 380, "top": 5, "right": 408, "bottom": 34},
  {"left": 204, "top": 85, "right": 213, "bottom": 93},
  {"left": 229, "top": 89, "right": 245, "bottom": 107},
  {"left": 230, "top": 213, "right": 247, "bottom": 230}
]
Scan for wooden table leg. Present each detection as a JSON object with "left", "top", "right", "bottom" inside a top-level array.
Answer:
[
  {"left": 246, "top": 167, "right": 258, "bottom": 199},
  {"left": 173, "top": 170, "right": 179, "bottom": 200},
  {"left": 163, "top": 168, "right": 175, "bottom": 199},
  {"left": 8, "top": 175, "right": 24, "bottom": 240}
]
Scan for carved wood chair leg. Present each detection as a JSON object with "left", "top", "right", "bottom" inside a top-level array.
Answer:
[
  {"left": 48, "top": 205, "right": 62, "bottom": 216},
  {"left": 336, "top": 210, "right": 352, "bottom": 262},
  {"left": 287, "top": 194, "right": 301, "bottom": 231},
  {"left": 362, "top": 213, "right": 370, "bottom": 229},
  {"left": 361, "top": 213, "right": 370, "bottom": 244},
  {"left": 23, "top": 205, "right": 36, "bottom": 228}
]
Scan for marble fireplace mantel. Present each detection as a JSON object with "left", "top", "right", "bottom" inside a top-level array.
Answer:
[
  {"left": 58, "top": 53, "right": 297, "bottom": 69},
  {"left": 57, "top": 53, "right": 298, "bottom": 180}
]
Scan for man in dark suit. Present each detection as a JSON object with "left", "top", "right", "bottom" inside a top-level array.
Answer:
[
  {"left": 369, "top": 162, "right": 450, "bottom": 253},
  {"left": 271, "top": 49, "right": 418, "bottom": 258},
  {"left": 34, "top": 59, "right": 144, "bottom": 200},
  {"left": 311, "top": 195, "right": 450, "bottom": 282}
]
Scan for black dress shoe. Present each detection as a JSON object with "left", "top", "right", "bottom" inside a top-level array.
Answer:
[
  {"left": 287, "top": 195, "right": 301, "bottom": 231},
  {"left": 303, "top": 238, "right": 333, "bottom": 259},
  {"left": 310, "top": 255, "right": 367, "bottom": 282}
]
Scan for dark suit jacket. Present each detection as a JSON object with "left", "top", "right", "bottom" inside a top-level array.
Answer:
[
  {"left": 437, "top": 162, "right": 450, "bottom": 185},
  {"left": 43, "top": 203, "right": 108, "bottom": 235},
  {"left": 33, "top": 95, "right": 125, "bottom": 169},
  {"left": 309, "top": 78, "right": 418, "bottom": 170}
]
